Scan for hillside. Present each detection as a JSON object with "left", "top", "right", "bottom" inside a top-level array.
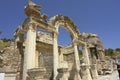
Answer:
[{"left": 105, "top": 48, "right": 120, "bottom": 59}]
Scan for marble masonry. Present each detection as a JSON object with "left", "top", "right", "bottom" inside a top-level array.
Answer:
[{"left": 0, "top": 1, "right": 114, "bottom": 80}]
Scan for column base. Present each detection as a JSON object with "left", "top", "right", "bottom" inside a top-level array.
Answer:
[
  {"left": 27, "top": 67, "right": 47, "bottom": 80},
  {"left": 74, "top": 71, "right": 81, "bottom": 80},
  {"left": 81, "top": 64, "right": 92, "bottom": 80},
  {"left": 91, "top": 64, "right": 99, "bottom": 80},
  {"left": 56, "top": 68, "right": 69, "bottom": 80}
]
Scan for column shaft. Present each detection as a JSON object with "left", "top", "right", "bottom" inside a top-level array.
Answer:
[
  {"left": 91, "top": 64, "right": 99, "bottom": 80},
  {"left": 82, "top": 45, "right": 92, "bottom": 80},
  {"left": 53, "top": 33, "right": 59, "bottom": 80},
  {"left": 99, "top": 50, "right": 105, "bottom": 61},
  {"left": 73, "top": 43, "right": 81, "bottom": 80},
  {"left": 18, "top": 42, "right": 24, "bottom": 80},
  {"left": 35, "top": 50, "right": 39, "bottom": 68},
  {"left": 59, "top": 52, "right": 64, "bottom": 68},
  {"left": 22, "top": 23, "right": 36, "bottom": 80}
]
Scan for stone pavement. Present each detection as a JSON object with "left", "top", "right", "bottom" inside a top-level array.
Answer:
[{"left": 100, "top": 71, "right": 119, "bottom": 80}]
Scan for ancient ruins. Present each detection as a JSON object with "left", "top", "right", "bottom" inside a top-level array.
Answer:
[{"left": 0, "top": 1, "right": 115, "bottom": 80}]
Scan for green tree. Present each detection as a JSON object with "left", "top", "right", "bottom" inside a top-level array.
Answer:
[
  {"left": 79, "top": 50, "right": 82, "bottom": 55},
  {"left": 115, "top": 48, "right": 120, "bottom": 51},
  {"left": 105, "top": 48, "right": 114, "bottom": 58}
]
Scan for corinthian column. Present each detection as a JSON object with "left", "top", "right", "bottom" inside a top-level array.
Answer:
[
  {"left": 82, "top": 44, "right": 92, "bottom": 80},
  {"left": 73, "top": 41, "right": 81, "bottom": 80},
  {"left": 22, "top": 23, "right": 36, "bottom": 80},
  {"left": 53, "top": 32, "right": 59, "bottom": 80}
]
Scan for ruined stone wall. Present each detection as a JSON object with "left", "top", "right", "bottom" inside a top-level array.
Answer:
[
  {"left": 36, "top": 31, "right": 52, "bottom": 44},
  {"left": 0, "top": 42, "right": 21, "bottom": 80}
]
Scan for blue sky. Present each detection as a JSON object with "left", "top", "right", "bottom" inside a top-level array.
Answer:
[{"left": 0, "top": 0, "right": 120, "bottom": 49}]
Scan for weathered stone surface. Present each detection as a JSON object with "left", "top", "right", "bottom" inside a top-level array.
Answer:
[
  {"left": 27, "top": 67, "right": 47, "bottom": 80},
  {"left": 5, "top": 1, "right": 115, "bottom": 80},
  {"left": 0, "top": 42, "right": 20, "bottom": 80},
  {"left": 0, "top": 42, "right": 20, "bottom": 70}
]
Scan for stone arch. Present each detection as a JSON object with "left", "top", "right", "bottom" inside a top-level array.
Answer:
[
  {"left": 49, "top": 14, "right": 80, "bottom": 39},
  {"left": 49, "top": 14, "right": 82, "bottom": 80}
]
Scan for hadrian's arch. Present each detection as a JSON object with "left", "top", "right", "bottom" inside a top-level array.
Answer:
[
  {"left": 0, "top": 1, "right": 115, "bottom": 80},
  {"left": 49, "top": 14, "right": 80, "bottom": 39},
  {"left": 48, "top": 14, "right": 82, "bottom": 80},
  {"left": 14, "top": 1, "right": 101, "bottom": 80}
]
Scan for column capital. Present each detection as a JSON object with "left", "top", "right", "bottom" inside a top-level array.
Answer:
[
  {"left": 72, "top": 38, "right": 78, "bottom": 45},
  {"left": 27, "top": 23, "right": 37, "bottom": 31},
  {"left": 52, "top": 32, "right": 58, "bottom": 38},
  {"left": 82, "top": 43, "right": 88, "bottom": 48}
]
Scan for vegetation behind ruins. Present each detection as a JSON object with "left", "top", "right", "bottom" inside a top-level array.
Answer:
[
  {"left": 0, "top": 38, "right": 120, "bottom": 59},
  {"left": 105, "top": 48, "right": 120, "bottom": 59},
  {"left": 0, "top": 38, "right": 13, "bottom": 51}
]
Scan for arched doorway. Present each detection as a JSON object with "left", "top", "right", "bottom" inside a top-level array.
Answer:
[
  {"left": 58, "top": 27, "right": 72, "bottom": 46},
  {"left": 49, "top": 14, "right": 81, "bottom": 80}
]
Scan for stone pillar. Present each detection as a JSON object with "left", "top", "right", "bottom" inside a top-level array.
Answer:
[
  {"left": 99, "top": 50, "right": 105, "bottom": 61},
  {"left": 59, "top": 52, "right": 64, "bottom": 68},
  {"left": 22, "top": 23, "right": 36, "bottom": 80},
  {"left": 90, "top": 64, "right": 99, "bottom": 80},
  {"left": 35, "top": 50, "right": 39, "bottom": 68},
  {"left": 82, "top": 44, "right": 92, "bottom": 80},
  {"left": 15, "top": 34, "right": 24, "bottom": 80},
  {"left": 53, "top": 32, "right": 59, "bottom": 80},
  {"left": 18, "top": 43, "right": 24, "bottom": 80},
  {"left": 39, "top": 53, "right": 45, "bottom": 67},
  {"left": 73, "top": 42, "right": 81, "bottom": 80}
]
